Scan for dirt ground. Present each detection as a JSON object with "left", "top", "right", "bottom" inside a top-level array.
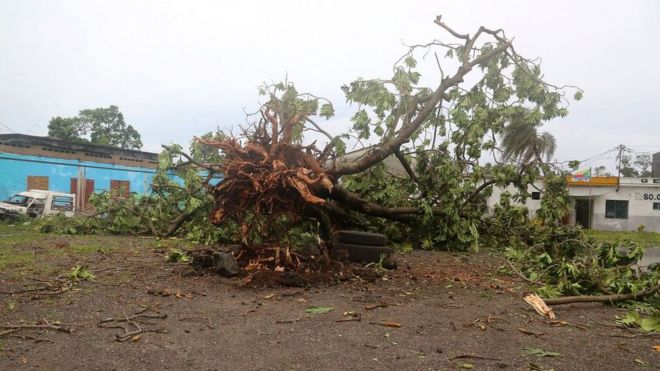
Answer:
[{"left": 0, "top": 232, "right": 658, "bottom": 370}]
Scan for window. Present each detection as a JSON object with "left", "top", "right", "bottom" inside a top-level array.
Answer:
[
  {"left": 653, "top": 202, "right": 660, "bottom": 210},
  {"left": 110, "top": 180, "right": 130, "bottom": 198},
  {"left": 51, "top": 196, "right": 74, "bottom": 212},
  {"left": 531, "top": 192, "right": 541, "bottom": 200},
  {"left": 27, "top": 176, "right": 49, "bottom": 191},
  {"left": 605, "top": 200, "right": 628, "bottom": 219}
]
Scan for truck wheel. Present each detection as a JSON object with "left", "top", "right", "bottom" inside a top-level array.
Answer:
[{"left": 334, "top": 230, "right": 388, "bottom": 246}]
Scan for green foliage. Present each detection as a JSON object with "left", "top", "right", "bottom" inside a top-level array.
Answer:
[
  {"left": 336, "top": 34, "right": 581, "bottom": 251},
  {"left": 505, "top": 224, "right": 659, "bottom": 299},
  {"left": 48, "top": 105, "right": 142, "bottom": 150},
  {"left": 616, "top": 311, "right": 660, "bottom": 332},
  {"left": 41, "top": 145, "right": 238, "bottom": 245},
  {"left": 305, "top": 306, "right": 334, "bottom": 314},
  {"left": 166, "top": 248, "right": 190, "bottom": 263},
  {"left": 69, "top": 265, "right": 95, "bottom": 281}
]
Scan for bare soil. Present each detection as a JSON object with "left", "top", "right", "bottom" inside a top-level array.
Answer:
[{"left": 0, "top": 234, "right": 658, "bottom": 370}]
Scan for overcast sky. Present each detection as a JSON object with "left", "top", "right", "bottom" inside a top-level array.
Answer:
[{"left": 1, "top": 0, "right": 659, "bottom": 170}]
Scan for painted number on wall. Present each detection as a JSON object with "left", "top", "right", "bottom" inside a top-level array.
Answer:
[{"left": 642, "top": 193, "right": 660, "bottom": 201}]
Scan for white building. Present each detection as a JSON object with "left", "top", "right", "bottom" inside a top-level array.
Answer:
[
  {"left": 567, "top": 176, "right": 660, "bottom": 232},
  {"left": 487, "top": 176, "right": 660, "bottom": 233}
]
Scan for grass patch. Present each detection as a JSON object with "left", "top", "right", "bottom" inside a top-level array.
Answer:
[
  {"left": 0, "top": 248, "right": 36, "bottom": 271},
  {"left": 70, "top": 243, "right": 111, "bottom": 255},
  {"left": 586, "top": 230, "right": 660, "bottom": 246}
]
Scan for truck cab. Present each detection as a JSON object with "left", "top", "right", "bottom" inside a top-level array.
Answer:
[{"left": 0, "top": 190, "right": 75, "bottom": 219}]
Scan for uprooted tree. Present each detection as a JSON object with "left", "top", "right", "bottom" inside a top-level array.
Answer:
[
  {"left": 41, "top": 17, "right": 657, "bottom": 306},
  {"left": 167, "top": 16, "right": 581, "bottom": 252}
]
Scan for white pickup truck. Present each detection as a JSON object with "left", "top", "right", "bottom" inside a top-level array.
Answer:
[{"left": 0, "top": 190, "right": 76, "bottom": 219}]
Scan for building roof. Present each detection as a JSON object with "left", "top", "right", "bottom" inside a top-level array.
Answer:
[{"left": 0, "top": 133, "right": 159, "bottom": 168}]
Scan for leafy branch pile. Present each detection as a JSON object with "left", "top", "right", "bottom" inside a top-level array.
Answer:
[
  {"left": 41, "top": 146, "right": 236, "bottom": 245},
  {"left": 499, "top": 177, "right": 659, "bottom": 307}
]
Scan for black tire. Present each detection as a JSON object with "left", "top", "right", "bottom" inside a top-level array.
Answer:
[
  {"left": 334, "top": 230, "right": 388, "bottom": 246},
  {"left": 335, "top": 242, "right": 392, "bottom": 263}
]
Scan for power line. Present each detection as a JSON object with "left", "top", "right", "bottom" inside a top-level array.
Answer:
[{"left": 0, "top": 119, "right": 15, "bottom": 133}]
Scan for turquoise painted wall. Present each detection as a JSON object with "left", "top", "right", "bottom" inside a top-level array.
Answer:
[{"left": 0, "top": 151, "right": 159, "bottom": 200}]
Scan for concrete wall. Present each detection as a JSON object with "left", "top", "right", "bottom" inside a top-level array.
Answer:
[
  {"left": 589, "top": 182, "right": 660, "bottom": 232},
  {"left": 485, "top": 180, "right": 544, "bottom": 219},
  {"left": 0, "top": 151, "right": 159, "bottom": 200}
]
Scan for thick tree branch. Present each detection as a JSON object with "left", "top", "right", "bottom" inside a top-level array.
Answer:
[
  {"left": 543, "top": 281, "right": 660, "bottom": 306},
  {"left": 393, "top": 148, "right": 418, "bottom": 183},
  {"left": 329, "top": 18, "right": 511, "bottom": 178}
]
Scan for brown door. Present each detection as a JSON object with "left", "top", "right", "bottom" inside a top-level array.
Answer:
[
  {"left": 70, "top": 178, "right": 95, "bottom": 210},
  {"left": 27, "top": 176, "right": 49, "bottom": 190}
]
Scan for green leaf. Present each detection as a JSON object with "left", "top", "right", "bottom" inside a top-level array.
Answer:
[
  {"left": 459, "top": 363, "right": 474, "bottom": 369},
  {"left": 523, "top": 347, "right": 561, "bottom": 357},
  {"left": 404, "top": 55, "right": 417, "bottom": 68},
  {"left": 639, "top": 312, "right": 660, "bottom": 333},
  {"left": 166, "top": 249, "right": 190, "bottom": 263},
  {"left": 305, "top": 306, "right": 334, "bottom": 314},
  {"left": 69, "top": 265, "right": 95, "bottom": 281},
  {"left": 616, "top": 311, "right": 641, "bottom": 328},
  {"left": 319, "top": 103, "right": 335, "bottom": 119},
  {"left": 573, "top": 91, "right": 583, "bottom": 101}
]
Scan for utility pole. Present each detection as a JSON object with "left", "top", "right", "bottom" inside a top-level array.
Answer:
[{"left": 616, "top": 144, "right": 623, "bottom": 192}]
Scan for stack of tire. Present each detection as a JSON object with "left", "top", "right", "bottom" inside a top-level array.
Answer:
[{"left": 333, "top": 230, "right": 392, "bottom": 264}]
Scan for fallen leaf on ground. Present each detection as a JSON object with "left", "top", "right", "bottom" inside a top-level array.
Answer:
[
  {"left": 653, "top": 345, "right": 660, "bottom": 352},
  {"left": 305, "top": 306, "right": 334, "bottom": 314},
  {"left": 263, "top": 293, "right": 274, "bottom": 299},
  {"left": 459, "top": 363, "right": 473, "bottom": 369},
  {"left": 523, "top": 347, "right": 561, "bottom": 358}
]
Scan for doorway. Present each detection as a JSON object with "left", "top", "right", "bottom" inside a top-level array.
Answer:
[{"left": 574, "top": 198, "right": 593, "bottom": 229}]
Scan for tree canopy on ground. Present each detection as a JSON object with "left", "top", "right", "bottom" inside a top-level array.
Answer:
[{"left": 151, "top": 16, "right": 585, "bottom": 253}]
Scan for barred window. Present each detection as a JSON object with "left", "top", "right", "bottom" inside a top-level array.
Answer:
[{"left": 605, "top": 200, "right": 628, "bottom": 219}]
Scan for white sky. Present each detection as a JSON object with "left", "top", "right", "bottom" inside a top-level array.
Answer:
[{"left": 1, "top": 0, "right": 659, "bottom": 170}]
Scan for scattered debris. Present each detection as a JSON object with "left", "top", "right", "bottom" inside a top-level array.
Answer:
[
  {"left": 523, "top": 293, "right": 556, "bottom": 320},
  {"left": 0, "top": 319, "right": 76, "bottom": 335},
  {"left": 305, "top": 306, "right": 334, "bottom": 315},
  {"left": 518, "top": 327, "right": 546, "bottom": 337},
  {"left": 97, "top": 305, "right": 168, "bottom": 342},
  {"left": 166, "top": 248, "right": 190, "bottom": 263},
  {"left": 147, "top": 288, "right": 194, "bottom": 299},
  {"left": 448, "top": 354, "right": 502, "bottom": 362},
  {"left": 69, "top": 265, "right": 95, "bottom": 281},
  {"left": 336, "top": 312, "right": 361, "bottom": 322},
  {"left": 274, "top": 317, "right": 303, "bottom": 324},
  {"left": 369, "top": 321, "right": 401, "bottom": 328},
  {"left": 523, "top": 347, "right": 561, "bottom": 358}
]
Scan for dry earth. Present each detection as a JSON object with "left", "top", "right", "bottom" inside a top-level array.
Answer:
[{"left": 0, "top": 232, "right": 658, "bottom": 370}]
